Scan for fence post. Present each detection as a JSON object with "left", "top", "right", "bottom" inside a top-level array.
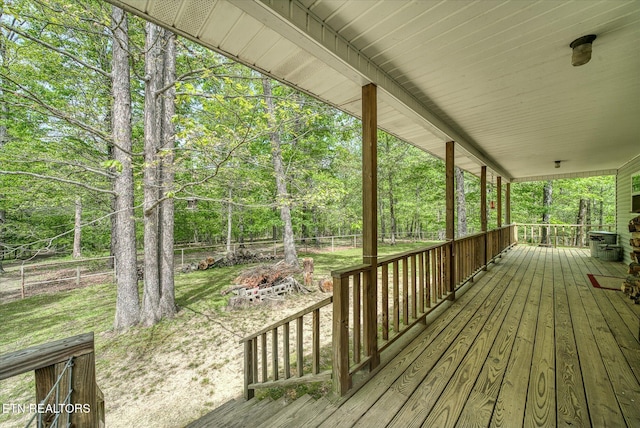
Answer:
[
  {"left": 332, "top": 272, "right": 351, "bottom": 396},
  {"left": 331, "top": 237, "right": 335, "bottom": 252},
  {"left": 181, "top": 249, "right": 184, "bottom": 269},
  {"left": 76, "top": 266, "right": 81, "bottom": 286}
]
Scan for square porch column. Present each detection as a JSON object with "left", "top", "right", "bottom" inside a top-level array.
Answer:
[
  {"left": 506, "top": 182, "right": 511, "bottom": 225},
  {"left": 446, "top": 141, "right": 455, "bottom": 300},
  {"left": 362, "top": 83, "right": 379, "bottom": 369},
  {"left": 481, "top": 166, "right": 488, "bottom": 269},
  {"left": 497, "top": 176, "right": 502, "bottom": 228}
]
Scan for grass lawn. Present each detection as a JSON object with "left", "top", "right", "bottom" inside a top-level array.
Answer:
[{"left": 0, "top": 241, "right": 436, "bottom": 427}]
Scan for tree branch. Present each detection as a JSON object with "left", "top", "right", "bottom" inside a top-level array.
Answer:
[
  {"left": 9, "top": 158, "right": 117, "bottom": 179},
  {"left": 0, "top": 170, "right": 115, "bottom": 194},
  {"left": 1, "top": 77, "right": 111, "bottom": 142},
  {"left": 1, "top": 22, "right": 111, "bottom": 78}
]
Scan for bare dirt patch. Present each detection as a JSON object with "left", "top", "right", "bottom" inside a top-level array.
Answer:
[{"left": 100, "top": 292, "right": 330, "bottom": 428}]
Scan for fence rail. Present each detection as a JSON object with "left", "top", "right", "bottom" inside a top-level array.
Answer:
[
  {"left": 0, "top": 333, "right": 104, "bottom": 428},
  {"left": 2, "top": 233, "right": 439, "bottom": 301}
]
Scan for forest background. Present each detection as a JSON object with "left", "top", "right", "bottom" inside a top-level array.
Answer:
[{"left": 0, "top": 0, "right": 615, "bottom": 327}]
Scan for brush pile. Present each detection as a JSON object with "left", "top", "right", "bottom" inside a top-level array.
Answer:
[
  {"left": 224, "top": 260, "right": 311, "bottom": 308},
  {"left": 182, "top": 248, "right": 276, "bottom": 273}
]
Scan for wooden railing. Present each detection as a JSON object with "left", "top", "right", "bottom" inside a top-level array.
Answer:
[
  {"left": 239, "top": 297, "right": 333, "bottom": 399},
  {"left": 0, "top": 333, "right": 104, "bottom": 427},
  {"left": 454, "top": 232, "right": 486, "bottom": 286},
  {"left": 331, "top": 224, "right": 517, "bottom": 395},
  {"left": 516, "top": 223, "right": 615, "bottom": 247},
  {"left": 240, "top": 225, "right": 517, "bottom": 398}
]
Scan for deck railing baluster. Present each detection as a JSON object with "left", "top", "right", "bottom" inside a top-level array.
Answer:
[
  {"left": 297, "top": 317, "right": 304, "bottom": 378},
  {"left": 382, "top": 264, "right": 389, "bottom": 340},
  {"left": 353, "top": 273, "right": 361, "bottom": 364}
]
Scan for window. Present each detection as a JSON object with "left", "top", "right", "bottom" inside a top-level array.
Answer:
[{"left": 633, "top": 173, "right": 640, "bottom": 213}]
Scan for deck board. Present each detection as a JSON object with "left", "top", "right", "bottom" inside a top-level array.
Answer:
[
  {"left": 552, "top": 248, "right": 589, "bottom": 427},
  {"left": 490, "top": 246, "right": 544, "bottom": 427}
]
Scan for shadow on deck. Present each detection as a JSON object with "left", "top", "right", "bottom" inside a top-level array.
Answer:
[{"left": 188, "top": 246, "right": 640, "bottom": 427}]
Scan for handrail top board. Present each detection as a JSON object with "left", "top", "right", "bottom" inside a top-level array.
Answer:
[{"left": 0, "top": 332, "right": 94, "bottom": 380}]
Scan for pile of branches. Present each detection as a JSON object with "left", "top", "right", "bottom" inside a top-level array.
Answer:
[
  {"left": 224, "top": 261, "right": 311, "bottom": 308},
  {"left": 181, "top": 248, "right": 276, "bottom": 273},
  {"left": 233, "top": 261, "right": 301, "bottom": 288}
]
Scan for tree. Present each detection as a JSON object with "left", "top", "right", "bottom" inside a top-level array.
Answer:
[
  {"left": 541, "top": 180, "right": 552, "bottom": 245},
  {"left": 111, "top": 5, "right": 140, "bottom": 330},
  {"left": 455, "top": 166, "right": 467, "bottom": 237},
  {"left": 141, "top": 22, "right": 178, "bottom": 326},
  {"left": 158, "top": 28, "right": 177, "bottom": 319},
  {"left": 262, "top": 77, "right": 298, "bottom": 266}
]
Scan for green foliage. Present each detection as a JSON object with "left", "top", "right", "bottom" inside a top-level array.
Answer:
[
  {"left": 0, "top": 0, "right": 619, "bottom": 260},
  {"left": 511, "top": 176, "right": 615, "bottom": 225}
]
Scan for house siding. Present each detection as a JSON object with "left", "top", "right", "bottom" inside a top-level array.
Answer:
[{"left": 617, "top": 154, "right": 640, "bottom": 265}]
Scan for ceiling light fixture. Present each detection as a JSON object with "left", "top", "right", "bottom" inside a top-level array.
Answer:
[{"left": 570, "top": 34, "right": 597, "bottom": 66}]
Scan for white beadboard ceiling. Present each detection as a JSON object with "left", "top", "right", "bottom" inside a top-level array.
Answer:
[{"left": 107, "top": 0, "right": 640, "bottom": 182}]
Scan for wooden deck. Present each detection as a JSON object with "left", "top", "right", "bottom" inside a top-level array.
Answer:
[{"left": 190, "top": 246, "right": 640, "bottom": 427}]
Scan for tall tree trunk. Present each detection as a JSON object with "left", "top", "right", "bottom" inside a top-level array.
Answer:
[
  {"left": 226, "top": 186, "right": 233, "bottom": 253},
  {"left": 141, "top": 21, "right": 163, "bottom": 326},
  {"left": 158, "top": 28, "right": 176, "bottom": 319},
  {"left": 312, "top": 206, "right": 320, "bottom": 245},
  {"left": 599, "top": 190, "right": 604, "bottom": 227},
  {"left": 262, "top": 78, "right": 298, "bottom": 266},
  {"left": 576, "top": 198, "right": 588, "bottom": 246},
  {"left": 73, "top": 196, "right": 82, "bottom": 258},
  {"left": 541, "top": 180, "right": 552, "bottom": 245},
  {"left": 301, "top": 203, "right": 309, "bottom": 245},
  {"left": 379, "top": 198, "right": 385, "bottom": 243},
  {"left": 389, "top": 172, "right": 396, "bottom": 245},
  {"left": 111, "top": 6, "right": 139, "bottom": 330},
  {"left": 0, "top": 207, "right": 5, "bottom": 273},
  {"left": 0, "top": 17, "right": 7, "bottom": 273},
  {"left": 455, "top": 167, "right": 467, "bottom": 237},
  {"left": 238, "top": 210, "right": 245, "bottom": 248}
]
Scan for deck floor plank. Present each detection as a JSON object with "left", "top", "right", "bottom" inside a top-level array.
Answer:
[
  {"left": 605, "top": 288, "right": 640, "bottom": 342},
  {"left": 490, "top": 247, "right": 545, "bottom": 428},
  {"left": 524, "top": 248, "right": 556, "bottom": 428},
  {"left": 551, "top": 248, "right": 590, "bottom": 427}
]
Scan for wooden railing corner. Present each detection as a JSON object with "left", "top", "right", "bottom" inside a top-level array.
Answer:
[{"left": 0, "top": 332, "right": 103, "bottom": 427}]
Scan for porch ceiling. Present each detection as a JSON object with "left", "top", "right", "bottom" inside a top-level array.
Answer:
[{"left": 108, "top": 0, "right": 640, "bottom": 182}]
